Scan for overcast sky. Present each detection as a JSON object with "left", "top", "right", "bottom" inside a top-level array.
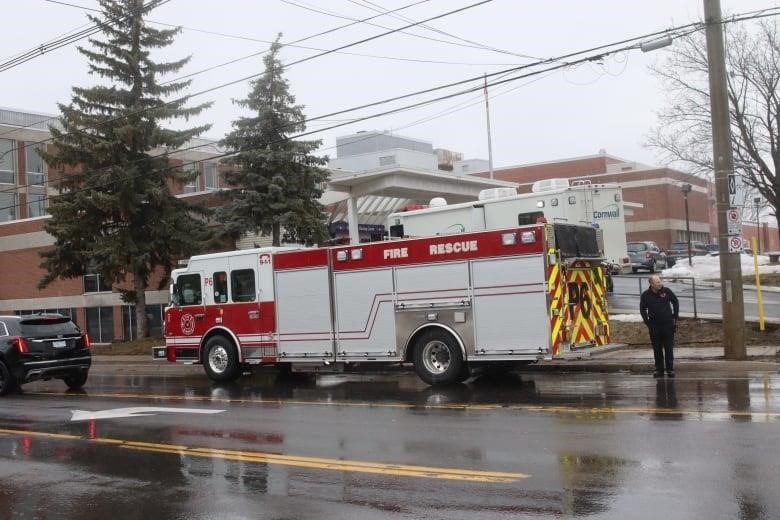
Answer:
[{"left": 3, "top": 0, "right": 778, "bottom": 169}]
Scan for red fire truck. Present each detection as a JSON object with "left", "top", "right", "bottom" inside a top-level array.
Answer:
[{"left": 156, "top": 222, "right": 611, "bottom": 386}]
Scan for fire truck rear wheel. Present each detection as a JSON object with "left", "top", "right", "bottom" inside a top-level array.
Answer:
[
  {"left": 413, "top": 329, "right": 464, "bottom": 386},
  {"left": 203, "top": 336, "right": 241, "bottom": 382}
]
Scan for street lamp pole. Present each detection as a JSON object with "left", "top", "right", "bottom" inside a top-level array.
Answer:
[
  {"left": 682, "top": 183, "right": 693, "bottom": 266},
  {"left": 754, "top": 196, "right": 761, "bottom": 253}
]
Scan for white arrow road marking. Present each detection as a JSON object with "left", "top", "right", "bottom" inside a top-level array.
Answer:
[{"left": 71, "top": 407, "right": 225, "bottom": 422}]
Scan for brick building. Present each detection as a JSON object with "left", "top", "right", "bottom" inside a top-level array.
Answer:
[
  {"left": 0, "top": 108, "right": 224, "bottom": 342},
  {"left": 466, "top": 151, "right": 778, "bottom": 253}
]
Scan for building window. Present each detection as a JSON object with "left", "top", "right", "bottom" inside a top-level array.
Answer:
[
  {"left": 86, "top": 306, "right": 114, "bottom": 343},
  {"left": 84, "top": 262, "right": 112, "bottom": 293},
  {"left": 25, "top": 143, "right": 46, "bottom": 186},
  {"left": 183, "top": 162, "right": 199, "bottom": 193},
  {"left": 204, "top": 162, "right": 218, "bottom": 190},
  {"left": 0, "top": 192, "right": 17, "bottom": 221},
  {"left": 122, "top": 304, "right": 163, "bottom": 340},
  {"left": 27, "top": 191, "right": 47, "bottom": 218},
  {"left": 0, "top": 139, "right": 15, "bottom": 184}
]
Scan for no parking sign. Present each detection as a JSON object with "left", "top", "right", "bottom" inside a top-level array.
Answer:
[
  {"left": 728, "top": 235, "right": 743, "bottom": 253},
  {"left": 727, "top": 208, "right": 742, "bottom": 236}
]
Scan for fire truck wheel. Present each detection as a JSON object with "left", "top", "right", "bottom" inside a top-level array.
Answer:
[
  {"left": 203, "top": 336, "right": 241, "bottom": 382},
  {"left": 413, "top": 329, "right": 464, "bottom": 386}
]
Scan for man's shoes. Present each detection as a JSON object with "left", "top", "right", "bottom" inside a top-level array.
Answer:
[
  {"left": 666, "top": 371, "right": 675, "bottom": 378},
  {"left": 653, "top": 371, "right": 663, "bottom": 378}
]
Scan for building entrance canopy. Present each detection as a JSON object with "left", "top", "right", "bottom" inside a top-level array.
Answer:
[{"left": 322, "top": 167, "right": 517, "bottom": 244}]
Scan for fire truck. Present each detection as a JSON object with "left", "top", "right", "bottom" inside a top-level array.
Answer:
[
  {"left": 387, "top": 179, "right": 631, "bottom": 274},
  {"left": 156, "top": 222, "right": 611, "bottom": 386}
]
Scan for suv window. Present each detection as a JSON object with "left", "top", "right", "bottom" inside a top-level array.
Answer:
[
  {"left": 18, "top": 316, "right": 80, "bottom": 337},
  {"left": 627, "top": 243, "right": 647, "bottom": 252}
]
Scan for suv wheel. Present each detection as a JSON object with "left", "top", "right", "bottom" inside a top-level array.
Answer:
[
  {"left": 64, "top": 371, "right": 89, "bottom": 390},
  {"left": 0, "top": 361, "right": 16, "bottom": 396}
]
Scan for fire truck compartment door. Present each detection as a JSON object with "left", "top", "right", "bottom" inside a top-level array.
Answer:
[
  {"left": 471, "top": 255, "right": 548, "bottom": 354},
  {"left": 275, "top": 266, "right": 335, "bottom": 359},
  {"left": 334, "top": 268, "right": 397, "bottom": 358}
]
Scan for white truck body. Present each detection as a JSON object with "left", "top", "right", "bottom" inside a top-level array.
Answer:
[{"left": 388, "top": 181, "right": 630, "bottom": 272}]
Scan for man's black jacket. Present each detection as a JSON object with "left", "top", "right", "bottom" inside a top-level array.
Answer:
[{"left": 640, "top": 286, "right": 679, "bottom": 325}]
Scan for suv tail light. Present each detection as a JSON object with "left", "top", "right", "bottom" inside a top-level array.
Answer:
[
  {"left": 82, "top": 334, "right": 91, "bottom": 348},
  {"left": 11, "top": 337, "right": 29, "bottom": 353},
  {"left": 645, "top": 252, "right": 652, "bottom": 259}
]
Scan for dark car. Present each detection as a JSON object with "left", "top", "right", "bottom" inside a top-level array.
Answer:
[
  {"left": 666, "top": 241, "right": 709, "bottom": 267},
  {"left": 0, "top": 314, "right": 91, "bottom": 396},
  {"left": 627, "top": 241, "right": 667, "bottom": 273}
]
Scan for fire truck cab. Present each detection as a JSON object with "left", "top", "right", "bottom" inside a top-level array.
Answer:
[{"left": 160, "top": 223, "right": 610, "bottom": 386}]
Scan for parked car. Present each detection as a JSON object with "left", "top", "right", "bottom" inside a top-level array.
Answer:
[
  {"left": 666, "top": 241, "right": 709, "bottom": 267},
  {"left": 0, "top": 314, "right": 91, "bottom": 396},
  {"left": 627, "top": 241, "right": 667, "bottom": 273},
  {"left": 705, "top": 243, "right": 719, "bottom": 256}
]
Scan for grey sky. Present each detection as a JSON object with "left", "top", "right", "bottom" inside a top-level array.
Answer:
[{"left": 3, "top": 0, "right": 778, "bottom": 169}]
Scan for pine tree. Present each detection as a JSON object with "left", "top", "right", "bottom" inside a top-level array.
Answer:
[
  {"left": 217, "top": 35, "right": 330, "bottom": 247},
  {"left": 39, "top": 0, "right": 213, "bottom": 339}
]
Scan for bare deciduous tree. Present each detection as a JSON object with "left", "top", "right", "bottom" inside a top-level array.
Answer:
[{"left": 647, "top": 20, "right": 779, "bottom": 241}]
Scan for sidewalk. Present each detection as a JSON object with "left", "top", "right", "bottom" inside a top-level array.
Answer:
[
  {"left": 527, "top": 344, "right": 780, "bottom": 373},
  {"left": 91, "top": 344, "right": 780, "bottom": 375}
]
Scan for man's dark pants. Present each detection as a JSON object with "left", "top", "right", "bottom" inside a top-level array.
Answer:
[{"left": 648, "top": 322, "right": 675, "bottom": 373}]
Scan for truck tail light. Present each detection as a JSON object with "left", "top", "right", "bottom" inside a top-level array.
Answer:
[{"left": 11, "top": 337, "right": 29, "bottom": 353}]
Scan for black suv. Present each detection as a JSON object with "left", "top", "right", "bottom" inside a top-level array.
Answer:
[{"left": 0, "top": 314, "right": 91, "bottom": 396}]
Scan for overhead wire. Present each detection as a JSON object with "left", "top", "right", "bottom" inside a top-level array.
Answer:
[
  {"left": 346, "top": 0, "right": 542, "bottom": 61},
  {"left": 0, "top": 0, "right": 170, "bottom": 73},
  {"left": 0, "top": 0, "right": 442, "bottom": 139},
  {"left": 2, "top": 7, "right": 779, "bottom": 209},
  {"left": 0, "top": 27, "right": 705, "bottom": 211},
  {"left": 0, "top": 0, "right": 496, "bottom": 161},
  {"left": 281, "top": 0, "right": 539, "bottom": 60}
]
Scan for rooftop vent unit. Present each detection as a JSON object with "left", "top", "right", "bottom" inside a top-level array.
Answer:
[
  {"left": 477, "top": 187, "right": 517, "bottom": 200},
  {"left": 531, "top": 178, "right": 570, "bottom": 193}
]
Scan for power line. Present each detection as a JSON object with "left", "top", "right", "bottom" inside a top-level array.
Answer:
[
  {"left": 0, "top": 0, "right": 170, "bottom": 73},
  {"left": 0, "top": 0, "right": 496, "bottom": 161},
  {"left": 1, "top": 0, "right": 485, "bottom": 141},
  {"left": 2, "top": 7, "right": 778, "bottom": 205},
  {"left": 346, "top": 0, "right": 542, "bottom": 61},
  {"left": 0, "top": 27, "right": 706, "bottom": 212},
  {"left": 281, "top": 0, "right": 540, "bottom": 60}
]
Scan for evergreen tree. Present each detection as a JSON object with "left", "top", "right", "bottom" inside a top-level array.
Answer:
[
  {"left": 217, "top": 35, "right": 330, "bottom": 247},
  {"left": 39, "top": 0, "right": 213, "bottom": 339}
]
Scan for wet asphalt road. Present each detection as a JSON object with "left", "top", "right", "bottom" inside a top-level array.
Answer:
[{"left": 1, "top": 368, "right": 779, "bottom": 519}]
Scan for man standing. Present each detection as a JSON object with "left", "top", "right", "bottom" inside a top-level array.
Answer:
[{"left": 640, "top": 275, "right": 680, "bottom": 378}]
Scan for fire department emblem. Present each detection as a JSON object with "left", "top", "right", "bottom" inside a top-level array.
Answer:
[{"left": 181, "top": 314, "right": 196, "bottom": 335}]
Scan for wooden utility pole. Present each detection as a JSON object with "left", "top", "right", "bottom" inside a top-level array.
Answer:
[{"left": 703, "top": 0, "right": 746, "bottom": 359}]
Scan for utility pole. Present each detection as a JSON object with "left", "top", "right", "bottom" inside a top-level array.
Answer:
[
  {"left": 483, "top": 74, "right": 494, "bottom": 180},
  {"left": 703, "top": 0, "right": 746, "bottom": 359}
]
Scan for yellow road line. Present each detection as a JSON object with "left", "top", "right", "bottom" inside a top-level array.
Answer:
[
  {"left": 0, "top": 427, "right": 527, "bottom": 483},
  {"left": 30, "top": 390, "right": 780, "bottom": 418}
]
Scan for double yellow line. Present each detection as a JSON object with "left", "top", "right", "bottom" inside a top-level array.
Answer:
[{"left": 0, "top": 427, "right": 528, "bottom": 483}]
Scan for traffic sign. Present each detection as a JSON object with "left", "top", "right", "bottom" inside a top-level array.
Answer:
[
  {"left": 728, "top": 236, "right": 743, "bottom": 253},
  {"left": 727, "top": 208, "right": 742, "bottom": 235},
  {"left": 728, "top": 173, "right": 740, "bottom": 206}
]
